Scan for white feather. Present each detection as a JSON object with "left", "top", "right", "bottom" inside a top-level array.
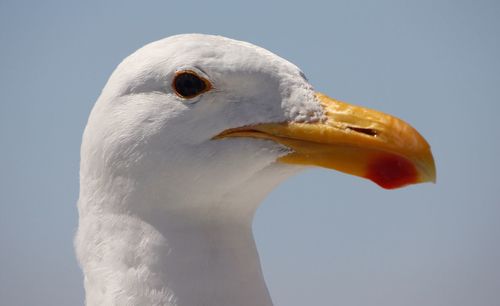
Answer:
[{"left": 76, "top": 34, "right": 322, "bottom": 306}]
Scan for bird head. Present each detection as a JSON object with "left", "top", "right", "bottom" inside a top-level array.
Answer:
[{"left": 81, "top": 34, "right": 435, "bottom": 215}]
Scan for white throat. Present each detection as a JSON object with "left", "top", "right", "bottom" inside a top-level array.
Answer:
[
  {"left": 76, "top": 33, "right": 317, "bottom": 306},
  {"left": 76, "top": 162, "right": 300, "bottom": 306}
]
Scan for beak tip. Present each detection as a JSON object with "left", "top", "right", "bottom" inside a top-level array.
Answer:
[{"left": 422, "top": 153, "right": 437, "bottom": 184}]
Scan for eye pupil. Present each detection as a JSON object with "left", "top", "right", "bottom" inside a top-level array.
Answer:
[{"left": 173, "top": 72, "right": 208, "bottom": 98}]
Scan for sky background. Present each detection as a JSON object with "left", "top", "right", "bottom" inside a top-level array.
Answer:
[{"left": 1, "top": 0, "right": 499, "bottom": 305}]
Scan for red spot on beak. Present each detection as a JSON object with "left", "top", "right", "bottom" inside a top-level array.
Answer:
[{"left": 366, "top": 154, "right": 418, "bottom": 189}]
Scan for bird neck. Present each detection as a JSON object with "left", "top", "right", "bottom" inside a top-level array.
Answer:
[
  {"left": 153, "top": 215, "right": 273, "bottom": 306},
  {"left": 76, "top": 174, "right": 282, "bottom": 306}
]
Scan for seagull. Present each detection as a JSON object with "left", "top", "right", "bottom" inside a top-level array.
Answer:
[{"left": 76, "top": 34, "right": 435, "bottom": 306}]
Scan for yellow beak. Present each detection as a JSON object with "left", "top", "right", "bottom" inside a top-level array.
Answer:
[{"left": 215, "top": 93, "right": 436, "bottom": 189}]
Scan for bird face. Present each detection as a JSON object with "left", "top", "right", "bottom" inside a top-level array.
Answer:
[{"left": 81, "top": 34, "right": 435, "bottom": 211}]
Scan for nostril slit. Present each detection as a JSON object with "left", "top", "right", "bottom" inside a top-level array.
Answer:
[{"left": 348, "top": 127, "right": 378, "bottom": 137}]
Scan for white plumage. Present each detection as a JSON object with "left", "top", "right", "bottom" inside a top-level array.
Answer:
[{"left": 76, "top": 34, "right": 434, "bottom": 306}]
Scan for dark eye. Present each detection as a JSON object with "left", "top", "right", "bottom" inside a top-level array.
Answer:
[{"left": 172, "top": 71, "right": 211, "bottom": 98}]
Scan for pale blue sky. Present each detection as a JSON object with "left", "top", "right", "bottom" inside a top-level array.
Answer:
[{"left": 1, "top": 1, "right": 499, "bottom": 305}]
